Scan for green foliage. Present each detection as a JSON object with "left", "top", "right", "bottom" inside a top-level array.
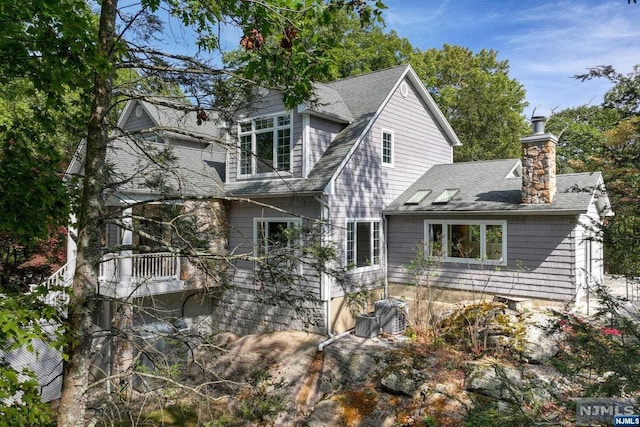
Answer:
[
  {"left": 147, "top": 0, "right": 386, "bottom": 109},
  {"left": 440, "top": 302, "right": 526, "bottom": 356},
  {"left": 405, "top": 243, "right": 443, "bottom": 335},
  {"left": 0, "top": 77, "right": 85, "bottom": 292},
  {"left": 318, "top": 9, "right": 414, "bottom": 80},
  {"left": 0, "top": 132, "right": 68, "bottom": 244},
  {"left": 0, "top": 0, "right": 97, "bottom": 105},
  {"left": 551, "top": 285, "right": 640, "bottom": 397},
  {"left": 463, "top": 396, "right": 540, "bottom": 427},
  {"left": 0, "top": 293, "right": 63, "bottom": 426},
  {"left": 577, "top": 64, "right": 640, "bottom": 117},
  {"left": 233, "top": 368, "right": 285, "bottom": 422},
  {"left": 412, "top": 44, "right": 530, "bottom": 162},
  {"left": 422, "top": 414, "right": 437, "bottom": 426},
  {"left": 553, "top": 66, "right": 640, "bottom": 278},
  {"left": 545, "top": 105, "right": 621, "bottom": 174}
]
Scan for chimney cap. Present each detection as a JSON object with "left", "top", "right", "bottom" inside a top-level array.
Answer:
[{"left": 531, "top": 116, "right": 547, "bottom": 134}]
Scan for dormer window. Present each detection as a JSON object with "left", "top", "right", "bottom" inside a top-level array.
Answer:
[{"left": 239, "top": 113, "right": 292, "bottom": 176}]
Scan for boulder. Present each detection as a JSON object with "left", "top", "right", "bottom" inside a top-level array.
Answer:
[
  {"left": 306, "top": 399, "right": 343, "bottom": 427},
  {"left": 464, "top": 358, "right": 523, "bottom": 402},
  {"left": 522, "top": 312, "right": 560, "bottom": 363},
  {"left": 380, "top": 366, "right": 428, "bottom": 398}
]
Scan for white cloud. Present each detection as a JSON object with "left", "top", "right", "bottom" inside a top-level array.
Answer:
[{"left": 382, "top": 0, "right": 638, "bottom": 115}]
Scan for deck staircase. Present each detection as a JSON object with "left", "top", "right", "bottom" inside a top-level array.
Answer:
[{"left": 29, "top": 257, "right": 75, "bottom": 309}]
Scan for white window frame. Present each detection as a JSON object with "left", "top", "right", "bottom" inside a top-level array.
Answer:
[
  {"left": 381, "top": 129, "right": 394, "bottom": 167},
  {"left": 424, "top": 219, "right": 507, "bottom": 265},
  {"left": 253, "top": 217, "right": 302, "bottom": 259},
  {"left": 238, "top": 112, "right": 292, "bottom": 177},
  {"left": 346, "top": 219, "right": 381, "bottom": 271}
]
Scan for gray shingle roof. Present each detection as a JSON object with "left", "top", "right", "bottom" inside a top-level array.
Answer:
[
  {"left": 384, "top": 159, "right": 607, "bottom": 215},
  {"left": 134, "top": 98, "right": 222, "bottom": 142},
  {"left": 67, "top": 98, "right": 227, "bottom": 198},
  {"left": 67, "top": 138, "right": 227, "bottom": 199},
  {"left": 107, "top": 137, "right": 226, "bottom": 198},
  {"left": 76, "top": 66, "right": 460, "bottom": 199}
]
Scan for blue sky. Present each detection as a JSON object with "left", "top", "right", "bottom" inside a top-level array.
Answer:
[
  {"left": 382, "top": 0, "right": 639, "bottom": 116},
  {"left": 146, "top": 0, "right": 638, "bottom": 117}
]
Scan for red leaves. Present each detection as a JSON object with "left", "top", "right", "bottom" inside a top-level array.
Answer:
[
  {"left": 240, "top": 28, "right": 264, "bottom": 51},
  {"left": 280, "top": 27, "right": 297, "bottom": 51},
  {"left": 196, "top": 109, "right": 208, "bottom": 126},
  {"left": 240, "top": 26, "right": 298, "bottom": 52}
]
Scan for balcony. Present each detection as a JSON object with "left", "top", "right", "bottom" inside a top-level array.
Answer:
[{"left": 98, "top": 252, "right": 184, "bottom": 298}]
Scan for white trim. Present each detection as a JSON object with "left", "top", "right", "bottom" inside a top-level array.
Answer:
[
  {"left": 302, "top": 113, "right": 310, "bottom": 178},
  {"left": 381, "top": 128, "right": 394, "bottom": 168},
  {"left": 117, "top": 100, "right": 136, "bottom": 129},
  {"left": 399, "top": 81, "right": 409, "bottom": 98},
  {"left": 237, "top": 111, "right": 293, "bottom": 178},
  {"left": 252, "top": 217, "right": 303, "bottom": 259},
  {"left": 345, "top": 218, "right": 382, "bottom": 272},
  {"left": 423, "top": 219, "right": 508, "bottom": 266}
]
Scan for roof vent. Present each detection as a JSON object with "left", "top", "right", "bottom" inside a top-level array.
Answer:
[{"left": 531, "top": 116, "right": 547, "bottom": 134}]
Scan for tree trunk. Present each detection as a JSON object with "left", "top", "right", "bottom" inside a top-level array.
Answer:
[
  {"left": 111, "top": 300, "right": 134, "bottom": 398},
  {"left": 57, "top": 1, "right": 117, "bottom": 425}
]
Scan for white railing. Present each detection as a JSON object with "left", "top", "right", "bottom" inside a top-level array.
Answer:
[
  {"left": 99, "top": 252, "right": 180, "bottom": 283},
  {"left": 132, "top": 253, "right": 180, "bottom": 281},
  {"left": 99, "top": 253, "right": 119, "bottom": 283},
  {"left": 34, "top": 253, "right": 181, "bottom": 305},
  {"left": 29, "top": 257, "right": 76, "bottom": 308}
]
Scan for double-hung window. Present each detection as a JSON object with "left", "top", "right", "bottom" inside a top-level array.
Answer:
[
  {"left": 425, "top": 220, "right": 506, "bottom": 265},
  {"left": 239, "top": 114, "right": 292, "bottom": 176},
  {"left": 381, "top": 129, "right": 394, "bottom": 166},
  {"left": 346, "top": 220, "right": 381, "bottom": 269}
]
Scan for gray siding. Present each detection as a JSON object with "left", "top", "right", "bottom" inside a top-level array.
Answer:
[
  {"left": 306, "top": 115, "right": 345, "bottom": 176},
  {"left": 211, "top": 286, "right": 325, "bottom": 335},
  {"left": 227, "top": 196, "right": 322, "bottom": 292},
  {"left": 221, "top": 196, "right": 325, "bottom": 334},
  {"left": 386, "top": 215, "right": 579, "bottom": 301},
  {"left": 328, "top": 77, "right": 454, "bottom": 297},
  {"left": 374, "top": 78, "right": 453, "bottom": 204},
  {"left": 122, "top": 107, "right": 156, "bottom": 132}
]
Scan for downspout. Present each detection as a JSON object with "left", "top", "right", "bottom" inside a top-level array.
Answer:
[
  {"left": 315, "top": 193, "right": 357, "bottom": 351},
  {"left": 314, "top": 194, "right": 333, "bottom": 338},
  {"left": 383, "top": 213, "right": 389, "bottom": 300},
  {"left": 318, "top": 328, "right": 353, "bottom": 352}
]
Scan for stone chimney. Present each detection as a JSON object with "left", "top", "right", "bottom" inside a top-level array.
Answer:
[{"left": 521, "top": 116, "right": 558, "bottom": 204}]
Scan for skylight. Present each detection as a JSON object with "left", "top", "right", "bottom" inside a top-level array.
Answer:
[
  {"left": 432, "top": 188, "right": 459, "bottom": 205},
  {"left": 404, "top": 189, "right": 431, "bottom": 205}
]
